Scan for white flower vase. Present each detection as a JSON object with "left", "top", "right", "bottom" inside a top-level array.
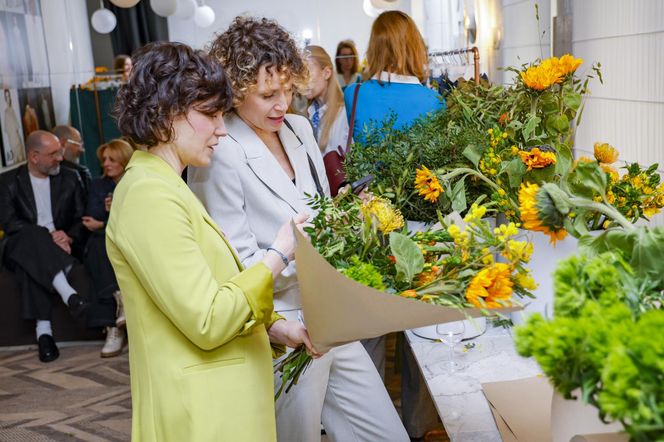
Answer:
[
  {"left": 510, "top": 230, "right": 581, "bottom": 324},
  {"left": 551, "top": 389, "right": 625, "bottom": 442}
]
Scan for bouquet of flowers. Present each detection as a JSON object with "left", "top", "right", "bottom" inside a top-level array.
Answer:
[
  {"left": 275, "top": 191, "right": 535, "bottom": 398},
  {"left": 514, "top": 230, "right": 664, "bottom": 440},
  {"left": 576, "top": 142, "right": 664, "bottom": 229}
]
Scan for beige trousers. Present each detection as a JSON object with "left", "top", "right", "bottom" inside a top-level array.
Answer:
[{"left": 274, "top": 311, "right": 408, "bottom": 442}]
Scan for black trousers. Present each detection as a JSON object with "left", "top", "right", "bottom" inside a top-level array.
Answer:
[
  {"left": 4, "top": 225, "right": 77, "bottom": 320},
  {"left": 84, "top": 231, "right": 118, "bottom": 328}
]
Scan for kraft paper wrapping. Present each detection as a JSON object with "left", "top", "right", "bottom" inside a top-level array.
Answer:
[
  {"left": 294, "top": 228, "right": 519, "bottom": 353},
  {"left": 482, "top": 377, "right": 627, "bottom": 442}
]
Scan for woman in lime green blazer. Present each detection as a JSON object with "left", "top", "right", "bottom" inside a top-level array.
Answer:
[{"left": 106, "top": 42, "right": 317, "bottom": 441}]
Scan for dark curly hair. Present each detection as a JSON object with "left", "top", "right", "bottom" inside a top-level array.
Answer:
[
  {"left": 113, "top": 42, "right": 232, "bottom": 147},
  {"left": 208, "top": 16, "right": 309, "bottom": 107}
]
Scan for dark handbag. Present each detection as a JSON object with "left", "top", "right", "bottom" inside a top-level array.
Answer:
[{"left": 323, "top": 83, "right": 361, "bottom": 196}]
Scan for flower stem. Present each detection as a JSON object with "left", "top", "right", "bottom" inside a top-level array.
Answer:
[{"left": 569, "top": 198, "right": 635, "bottom": 230}]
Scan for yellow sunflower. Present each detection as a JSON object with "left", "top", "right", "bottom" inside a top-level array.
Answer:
[
  {"left": 593, "top": 142, "right": 619, "bottom": 164},
  {"left": 518, "top": 147, "right": 557, "bottom": 170},
  {"left": 518, "top": 183, "right": 568, "bottom": 244},
  {"left": 555, "top": 54, "right": 583, "bottom": 76},
  {"left": 361, "top": 196, "right": 405, "bottom": 234},
  {"left": 466, "top": 263, "right": 514, "bottom": 308},
  {"left": 414, "top": 166, "right": 444, "bottom": 203},
  {"left": 520, "top": 63, "right": 563, "bottom": 91}
]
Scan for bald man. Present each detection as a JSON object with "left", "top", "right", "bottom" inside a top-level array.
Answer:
[
  {"left": 0, "top": 130, "right": 88, "bottom": 362},
  {"left": 52, "top": 125, "right": 91, "bottom": 194}
]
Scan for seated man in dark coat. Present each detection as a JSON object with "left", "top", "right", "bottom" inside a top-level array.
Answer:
[
  {"left": 52, "top": 125, "right": 91, "bottom": 194},
  {"left": 0, "top": 131, "right": 89, "bottom": 362}
]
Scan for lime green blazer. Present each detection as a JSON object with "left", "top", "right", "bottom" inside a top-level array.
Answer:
[{"left": 106, "top": 151, "right": 279, "bottom": 441}]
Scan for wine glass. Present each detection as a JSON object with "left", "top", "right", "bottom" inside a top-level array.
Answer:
[{"left": 436, "top": 321, "right": 466, "bottom": 372}]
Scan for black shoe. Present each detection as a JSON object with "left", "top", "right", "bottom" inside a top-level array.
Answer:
[
  {"left": 38, "top": 334, "right": 59, "bottom": 363},
  {"left": 67, "top": 293, "right": 88, "bottom": 318}
]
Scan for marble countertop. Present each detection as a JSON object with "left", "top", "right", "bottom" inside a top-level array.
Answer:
[{"left": 405, "top": 325, "right": 542, "bottom": 442}]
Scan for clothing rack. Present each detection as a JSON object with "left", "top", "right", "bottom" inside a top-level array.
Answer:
[{"left": 428, "top": 47, "right": 480, "bottom": 85}]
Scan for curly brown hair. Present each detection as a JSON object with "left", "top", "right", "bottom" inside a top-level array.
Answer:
[
  {"left": 208, "top": 16, "right": 309, "bottom": 107},
  {"left": 113, "top": 42, "right": 232, "bottom": 147}
]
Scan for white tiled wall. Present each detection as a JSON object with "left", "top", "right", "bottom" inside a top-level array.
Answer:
[{"left": 497, "top": 0, "right": 551, "bottom": 85}]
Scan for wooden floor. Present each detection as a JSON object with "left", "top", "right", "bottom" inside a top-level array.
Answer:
[{"left": 0, "top": 336, "right": 449, "bottom": 441}]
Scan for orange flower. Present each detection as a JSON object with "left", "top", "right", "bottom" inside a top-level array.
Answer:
[
  {"left": 518, "top": 147, "right": 557, "bottom": 171},
  {"left": 465, "top": 263, "right": 514, "bottom": 308},
  {"left": 414, "top": 166, "right": 444, "bottom": 203},
  {"left": 498, "top": 113, "right": 510, "bottom": 126},
  {"left": 593, "top": 142, "right": 619, "bottom": 164},
  {"left": 400, "top": 290, "right": 418, "bottom": 298}
]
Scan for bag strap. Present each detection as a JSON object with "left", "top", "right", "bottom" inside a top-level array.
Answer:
[
  {"left": 283, "top": 118, "right": 324, "bottom": 197},
  {"left": 345, "top": 83, "right": 362, "bottom": 152}
]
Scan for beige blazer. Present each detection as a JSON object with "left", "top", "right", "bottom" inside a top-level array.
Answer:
[{"left": 188, "top": 113, "right": 330, "bottom": 312}]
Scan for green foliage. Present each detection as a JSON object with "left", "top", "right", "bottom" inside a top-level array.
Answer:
[
  {"left": 515, "top": 246, "right": 664, "bottom": 440},
  {"left": 344, "top": 110, "right": 485, "bottom": 221},
  {"left": 389, "top": 232, "right": 424, "bottom": 284},
  {"left": 340, "top": 256, "right": 386, "bottom": 290}
]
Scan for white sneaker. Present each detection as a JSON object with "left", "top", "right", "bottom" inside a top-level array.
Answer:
[
  {"left": 113, "top": 291, "right": 126, "bottom": 328},
  {"left": 101, "top": 326, "right": 125, "bottom": 358}
]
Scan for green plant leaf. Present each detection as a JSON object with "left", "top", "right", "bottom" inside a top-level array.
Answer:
[
  {"left": 389, "top": 232, "right": 424, "bottom": 284},
  {"left": 462, "top": 143, "right": 484, "bottom": 167},
  {"left": 564, "top": 92, "right": 582, "bottom": 111},
  {"left": 630, "top": 227, "right": 664, "bottom": 286},
  {"left": 545, "top": 114, "right": 570, "bottom": 133},
  {"left": 567, "top": 161, "right": 608, "bottom": 198},
  {"left": 505, "top": 158, "right": 527, "bottom": 189},
  {"left": 555, "top": 144, "right": 574, "bottom": 178},
  {"left": 523, "top": 115, "right": 541, "bottom": 141},
  {"left": 450, "top": 178, "right": 468, "bottom": 213}
]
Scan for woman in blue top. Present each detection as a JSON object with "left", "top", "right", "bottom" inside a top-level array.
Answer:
[
  {"left": 344, "top": 11, "right": 443, "bottom": 142},
  {"left": 344, "top": 10, "right": 443, "bottom": 440}
]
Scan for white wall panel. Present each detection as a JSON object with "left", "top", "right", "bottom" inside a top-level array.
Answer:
[
  {"left": 573, "top": 0, "right": 664, "bottom": 42},
  {"left": 571, "top": 0, "right": 664, "bottom": 206},
  {"left": 498, "top": 0, "right": 550, "bottom": 84}
]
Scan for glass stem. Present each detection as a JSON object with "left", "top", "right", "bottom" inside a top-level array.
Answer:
[{"left": 449, "top": 343, "right": 455, "bottom": 367}]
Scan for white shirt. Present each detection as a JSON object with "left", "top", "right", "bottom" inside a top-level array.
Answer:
[
  {"left": 307, "top": 101, "right": 350, "bottom": 156},
  {"left": 372, "top": 71, "right": 422, "bottom": 84},
  {"left": 29, "top": 173, "right": 55, "bottom": 231}
]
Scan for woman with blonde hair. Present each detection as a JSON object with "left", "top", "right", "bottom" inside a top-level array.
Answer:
[
  {"left": 344, "top": 11, "right": 443, "bottom": 142},
  {"left": 343, "top": 10, "right": 444, "bottom": 440},
  {"left": 304, "top": 45, "right": 349, "bottom": 155},
  {"left": 82, "top": 139, "right": 134, "bottom": 357},
  {"left": 189, "top": 16, "right": 407, "bottom": 442},
  {"left": 334, "top": 39, "right": 362, "bottom": 88}
]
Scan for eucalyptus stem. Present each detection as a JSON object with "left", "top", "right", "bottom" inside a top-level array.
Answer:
[
  {"left": 569, "top": 198, "right": 635, "bottom": 230},
  {"left": 439, "top": 168, "right": 500, "bottom": 192}
]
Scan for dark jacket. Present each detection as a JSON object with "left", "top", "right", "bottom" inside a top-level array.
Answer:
[
  {"left": 0, "top": 165, "right": 88, "bottom": 261},
  {"left": 86, "top": 176, "right": 116, "bottom": 223},
  {"left": 61, "top": 159, "right": 92, "bottom": 195}
]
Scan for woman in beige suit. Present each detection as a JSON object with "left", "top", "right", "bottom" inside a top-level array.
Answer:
[
  {"left": 107, "top": 41, "right": 316, "bottom": 441},
  {"left": 188, "top": 17, "right": 408, "bottom": 442}
]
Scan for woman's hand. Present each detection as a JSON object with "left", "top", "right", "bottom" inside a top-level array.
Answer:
[
  {"left": 272, "top": 213, "right": 310, "bottom": 261},
  {"left": 268, "top": 319, "right": 322, "bottom": 358},
  {"left": 262, "top": 213, "right": 310, "bottom": 278},
  {"left": 82, "top": 216, "right": 105, "bottom": 231}
]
